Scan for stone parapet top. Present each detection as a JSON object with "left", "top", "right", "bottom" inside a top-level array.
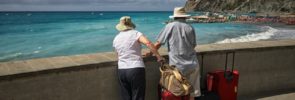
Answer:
[
  {"left": 0, "top": 52, "right": 116, "bottom": 77},
  {"left": 196, "top": 39, "right": 295, "bottom": 53},
  {"left": 0, "top": 39, "right": 295, "bottom": 77}
]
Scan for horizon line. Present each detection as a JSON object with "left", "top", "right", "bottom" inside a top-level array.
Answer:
[{"left": 0, "top": 10, "right": 174, "bottom": 12}]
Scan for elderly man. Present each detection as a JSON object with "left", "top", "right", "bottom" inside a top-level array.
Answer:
[{"left": 150, "top": 7, "right": 201, "bottom": 100}]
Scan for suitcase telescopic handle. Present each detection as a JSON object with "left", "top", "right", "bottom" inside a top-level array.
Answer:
[
  {"left": 224, "top": 52, "right": 235, "bottom": 81},
  {"left": 224, "top": 52, "right": 235, "bottom": 72}
]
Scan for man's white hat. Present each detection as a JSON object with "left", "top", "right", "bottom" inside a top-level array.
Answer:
[{"left": 169, "top": 7, "right": 191, "bottom": 18}]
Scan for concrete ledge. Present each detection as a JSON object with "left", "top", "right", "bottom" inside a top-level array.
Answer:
[
  {"left": 0, "top": 39, "right": 295, "bottom": 100},
  {"left": 1, "top": 40, "right": 294, "bottom": 77},
  {"left": 0, "top": 52, "right": 114, "bottom": 77},
  {"left": 197, "top": 39, "right": 295, "bottom": 53}
]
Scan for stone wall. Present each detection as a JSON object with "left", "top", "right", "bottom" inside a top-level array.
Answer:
[{"left": 0, "top": 40, "right": 295, "bottom": 100}]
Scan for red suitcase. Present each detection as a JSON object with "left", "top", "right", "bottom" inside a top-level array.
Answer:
[
  {"left": 207, "top": 52, "right": 239, "bottom": 100},
  {"left": 161, "top": 89, "right": 190, "bottom": 100}
]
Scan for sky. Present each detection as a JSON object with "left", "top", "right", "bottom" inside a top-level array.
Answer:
[{"left": 0, "top": 0, "right": 186, "bottom": 11}]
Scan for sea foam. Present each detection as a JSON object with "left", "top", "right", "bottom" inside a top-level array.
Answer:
[{"left": 217, "top": 26, "right": 278, "bottom": 43}]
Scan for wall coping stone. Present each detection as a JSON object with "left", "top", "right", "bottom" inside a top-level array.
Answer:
[
  {"left": 196, "top": 39, "right": 295, "bottom": 53},
  {"left": 0, "top": 39, "right": 295, "bottom": 79}
]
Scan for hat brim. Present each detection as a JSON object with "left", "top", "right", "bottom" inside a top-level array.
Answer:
[
  {"left": 169, "top": 15, "right": 191, "bottom": 18},
  {"left": 116, "top": 23, "right": 135, "bottom": 31}
]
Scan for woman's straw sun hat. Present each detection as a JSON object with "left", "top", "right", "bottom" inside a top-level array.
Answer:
[
  {"left": 169, "top": 7, "right": 191, "bottom": 18},
  {"left": 116, "top": 16, "right": 136, "bottom": 31}
]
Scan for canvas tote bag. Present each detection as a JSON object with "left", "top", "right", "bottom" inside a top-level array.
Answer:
[{"left": 159, "top": 63, "right": 194, "bottom": 96}]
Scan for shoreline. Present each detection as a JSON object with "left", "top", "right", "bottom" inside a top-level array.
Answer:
[
  {"left": 1, "top": 23, "right": 294, "bottom": 62},
  {"left": 1, "top": 12, "right": 294, "bottom": 62}
]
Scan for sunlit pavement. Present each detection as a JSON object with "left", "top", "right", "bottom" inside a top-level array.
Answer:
[{"left": 257, "top": 92, "right": 295, "bottom": 100}]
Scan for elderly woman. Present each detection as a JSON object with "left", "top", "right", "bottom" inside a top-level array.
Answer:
[{"left": 113, "top": 16, "right": 163, "bottom": 100}]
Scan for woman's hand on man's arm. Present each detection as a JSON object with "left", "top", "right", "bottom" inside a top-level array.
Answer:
[
  {"left": 144, "top": 41, "right": 161, "bottom": 57},
  {"left": 138, "top": 35, "right": 164, "bottom": 62}
]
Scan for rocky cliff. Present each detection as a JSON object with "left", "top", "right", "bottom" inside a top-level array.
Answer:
[{"left": 185, "top": 0, "right": 295, "bottom": 13}]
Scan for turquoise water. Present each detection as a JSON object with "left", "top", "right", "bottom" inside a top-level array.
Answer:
[{"left": 0, "top": 12, "right": 294, "bottom": 62}]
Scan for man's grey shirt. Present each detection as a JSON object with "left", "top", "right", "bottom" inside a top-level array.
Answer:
[{"left": 157, "top": 21, "right": 198, "bottom": 75}]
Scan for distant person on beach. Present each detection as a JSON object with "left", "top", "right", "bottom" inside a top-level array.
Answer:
[
  {"left": 147, "top": 7, "right": 201, "bottom": 100},
  {"left": 113, "top": 16, "right": 164, "bottom": 100}
]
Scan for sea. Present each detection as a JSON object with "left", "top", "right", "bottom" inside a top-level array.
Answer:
[{"left": 0, "top": 11, "right": 294, "bottom": 62}]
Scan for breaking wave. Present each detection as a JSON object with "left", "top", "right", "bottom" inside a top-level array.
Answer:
[
  {"left": 0, "top": 50, "right": 41, "bottom": 61},
  {"left": 217, "top": 26, "right": 278, "bottom": 44}
]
